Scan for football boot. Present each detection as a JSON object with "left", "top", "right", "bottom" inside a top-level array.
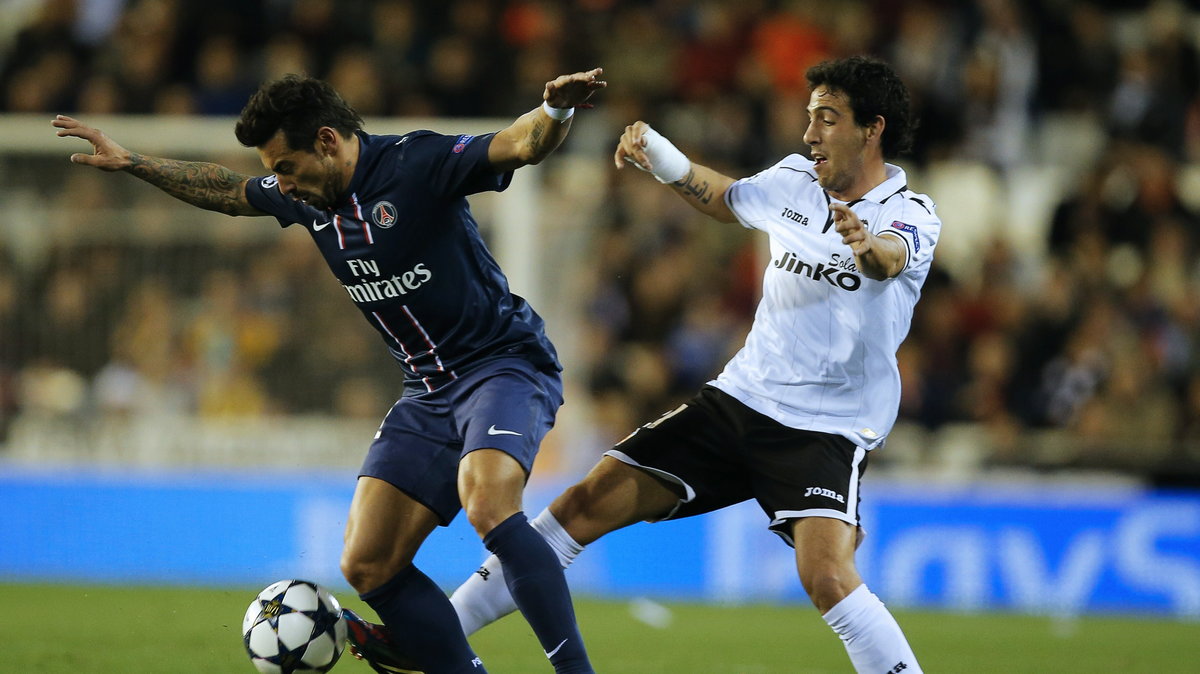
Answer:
[{"left": 341, "top": 608, "right": 424, "bottom": 674}]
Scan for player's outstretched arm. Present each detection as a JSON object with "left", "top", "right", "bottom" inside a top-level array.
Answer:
[
  {"left": 488, "top": 68, "right": 606, "bottom": 171},
  {"left": 831, "top": 202, "right": 906, "bottom": 280},
  {"left": 614, "top": 121, "right": 737, "bottom": 224},
  {"left": 52, "top": 115, "right": 263, "bottom": 217}
]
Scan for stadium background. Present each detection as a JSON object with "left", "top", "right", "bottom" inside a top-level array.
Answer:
[{"left": 1, "top": 0, "right": 1199, "bottom": 668}]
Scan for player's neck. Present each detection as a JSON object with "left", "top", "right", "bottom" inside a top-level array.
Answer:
[
  {"left": 339, "top": 132, "right": 361, "bottom": 187},
  {"left": 828, "top": 161, "right": 888, "bottom": 203}
]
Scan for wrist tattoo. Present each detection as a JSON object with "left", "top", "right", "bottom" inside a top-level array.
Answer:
[{"left": 674, "top": 169, "right": 713, "bottom": 205}]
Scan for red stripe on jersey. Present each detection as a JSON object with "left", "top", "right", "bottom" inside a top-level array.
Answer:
[
  {"left": 401, "top": 305, "right": 456, "bottom": 380},
  {"left": 352, "top": 194, "right": 374, "bottom": 245},
  {"left": 372, "top": 311, "right": 433, "bottom": 392},
  {"left": 333, "top": 215, "right": 347, "bottom": 250}
]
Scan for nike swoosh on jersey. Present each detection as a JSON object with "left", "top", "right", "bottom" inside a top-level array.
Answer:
[
  {"left": 486, "top": 425, "right": 522, "bottom": 436},
  {"left": 544, "top": 638, "right": 568, "bottom": 659},
  {"left": 312, "top": 219, "right": 331, "bottom": 231}
]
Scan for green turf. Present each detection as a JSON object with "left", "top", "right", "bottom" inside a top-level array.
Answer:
[{"left": 3, "top": 582, "right": 1197, "bottom": 673}]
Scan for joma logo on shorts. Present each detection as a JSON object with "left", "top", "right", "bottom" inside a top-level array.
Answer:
[{"left": 804, "top": 486, "right": 845, "bottom": 503}]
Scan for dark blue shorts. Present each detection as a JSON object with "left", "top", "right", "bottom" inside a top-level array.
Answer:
[{"left": 360, "top": 357, "right": 563, "bottom": 525}]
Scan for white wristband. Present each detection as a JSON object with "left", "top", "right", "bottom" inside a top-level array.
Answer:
[
  {"left": 640, "top": 127, "right": 690, "bottom": 184},
  {"left": 542, "top": 101, "right": 575, "bottom": 121}
]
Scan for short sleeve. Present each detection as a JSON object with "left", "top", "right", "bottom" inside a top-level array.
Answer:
[
  {"left": 244, "top": 174, "right": 314, "bottom": 228},
  {"left": 876, "top": 197, "right": 940, "bottom": 276},
  {"left": 404, "top": 131, "right": 513, "bottom": 199},
  {"left": 724, "top": 154, "right": 815, "bottom": 233},
  {"left": 724, "top": 166, "right": 780, "bottom": 232}
]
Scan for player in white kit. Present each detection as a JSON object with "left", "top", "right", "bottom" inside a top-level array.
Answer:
[{"left": 452, "top": 56, "right": 937, "bottom": 673}]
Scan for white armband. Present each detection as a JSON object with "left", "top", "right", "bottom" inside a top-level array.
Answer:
[
  {"left": 542, "top": 101, "right": 574, "bottom": 121},
  {"left": 640, "top": 127, "right": 690, "bottom": 184}
]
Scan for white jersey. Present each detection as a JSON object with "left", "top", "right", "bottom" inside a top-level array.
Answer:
[{"left": 712, "top": 155, "right": 941, "bottom": 449}]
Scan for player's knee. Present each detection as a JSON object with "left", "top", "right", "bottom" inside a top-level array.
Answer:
[
  {"left": 800, "top": 565, "right": 856, "bottom": 613},
  {"left": 340, "top": 546, "right": 404, "bottom": 594},
  {"left": 464, "top": 501, "right": 515, "bottom": 539},
  {"left": 552, "top": 466, "right": 675, "bottom": 537},
  {"left": 554, "top": 480, "right": 601, "bottom": 525}
]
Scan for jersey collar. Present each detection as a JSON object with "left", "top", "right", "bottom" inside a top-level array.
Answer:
[
  {"left": 855, "top": 163, "right": 908, "bottom": 204},
  {"left": 338, "top": 130, "right": 375, "bottom": 208}
]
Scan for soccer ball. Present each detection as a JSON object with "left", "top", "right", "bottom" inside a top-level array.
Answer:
[{"left": 242, "top": 579, "right": 348, "bottom": 673}]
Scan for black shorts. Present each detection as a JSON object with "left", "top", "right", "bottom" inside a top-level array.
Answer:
[{"left": 605, "top": 386, "right": 869, "bottom": 546}]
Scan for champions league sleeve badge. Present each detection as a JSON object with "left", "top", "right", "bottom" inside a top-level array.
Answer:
[
  {"left": 890, "top": 221, "right": 919, "bottom": 252},
  {"left": 453, "top": 134, "right": 475, "bottom": 153}
]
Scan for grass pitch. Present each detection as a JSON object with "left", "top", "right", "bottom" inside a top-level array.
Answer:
[{"left": 2, "top": 582, "right": 1196, "bottom": 673}]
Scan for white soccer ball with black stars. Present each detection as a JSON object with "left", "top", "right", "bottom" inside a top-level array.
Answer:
[{"left": 242, "top": 579, "right": 348, "bottom": 673}]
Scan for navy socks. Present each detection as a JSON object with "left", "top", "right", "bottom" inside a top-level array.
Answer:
[
  {"left": 483, "top": 512, "right": 593, "bottom": 674},
  {"left": 361, "top": 564, "right": 485, "bottom": 673}
]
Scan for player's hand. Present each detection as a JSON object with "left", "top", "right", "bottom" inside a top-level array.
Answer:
[
  {"left": 543, "top": 67, "right": 606, "bottom": 110},
  {"left": 613, "top": 120, "right": 653, "bottom": 171},
  {"left": 51, "top": 115, "right": 133, "bottom": 171},
  {"left": 832, "top": 203, "right": 872, "bottom": 256}
]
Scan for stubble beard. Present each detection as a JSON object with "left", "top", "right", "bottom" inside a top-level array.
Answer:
[
  {"left": 818, "top": 168, "right": 851, "bottom": 196},
  {"left": 313, "top": 162, "right": 343, "bottom": 210}
]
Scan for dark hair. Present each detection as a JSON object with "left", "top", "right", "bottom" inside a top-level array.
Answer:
[
  {"left": 806, "top": 56, "right": 915, "bottom": 158},
  {"left": 234, "top": 74, "right": 364, "bottom": 150}
]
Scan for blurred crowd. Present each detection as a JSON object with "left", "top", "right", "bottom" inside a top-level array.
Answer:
[{"left": 4, "top": 0, "right": 1200, "bottom": 484}]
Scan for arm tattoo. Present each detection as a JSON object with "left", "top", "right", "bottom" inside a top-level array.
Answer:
[
  {"left": 529, "top": 117, "right": 547, "bottom": 152},
  {"left": 673, "top": 169, "right": 714, "bottom": 205},
  {"left": 127, "top": 153, "right": 258, "bottom": 216},
  {"left": 528, "top": 115, "right": 569, "bottom": 161}
]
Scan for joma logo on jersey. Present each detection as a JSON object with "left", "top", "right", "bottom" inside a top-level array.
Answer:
[
  {"left": 343, "top": 263, "right": 432, "bottom": 303},
  {"left": 773, "top": 252, "right": 861, "bottom": 291},
  {"left": 780, "top": 206, "right": 809, "bottom": 226},
  {"left": 804, "top": 486, "right": 845, "bottom": 503}
]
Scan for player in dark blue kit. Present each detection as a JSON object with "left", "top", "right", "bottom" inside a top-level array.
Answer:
[{"left": 52, "top": 67, "right": 606, "bottom": 674}]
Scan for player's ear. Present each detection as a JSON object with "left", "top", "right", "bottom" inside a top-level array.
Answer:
[
  {"left": 315, "top": 126, "right": 339, "bottom": 156},
  {"left": 865, "top": 115, "right": 885, "bottom": 145}
]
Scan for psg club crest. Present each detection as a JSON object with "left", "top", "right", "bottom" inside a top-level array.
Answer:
[{"left": 372, "top": 201, "right": 397, "bottom": 229}]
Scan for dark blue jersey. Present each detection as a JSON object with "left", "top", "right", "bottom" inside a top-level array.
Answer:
[{"left": 245, "top": 130, "right": 560, "bottom": 394}]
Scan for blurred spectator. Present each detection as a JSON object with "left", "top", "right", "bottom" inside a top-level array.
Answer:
[
  {"left": 1036, "top": 0, "right": 1118, "bottom": 115},
  {"left": 326, "top": 47, "right": 389, "bottom": 117},
  {"left": 93, "top": 278, "right": 191, "bottom": 418},
  {"left": 881, "top": 1, "right": 968, "bottom": 163},
  {"left": 5, "top": 0, "right": 1200, "bottom": 484},
  {"left": 957, "top": 0, "right": 1038, "bottom": 173},
  {"left": 748, "top": 0, "right": 831, "bottom": 95},
  {"left": 192, "top": 33, "right": 255, "bottom": 115},
  {"left": 0, "top": 0, "right": 84, "bottom": 111},
  {"left": 671, "top": 2, "right": 750, "bottom": 103}
]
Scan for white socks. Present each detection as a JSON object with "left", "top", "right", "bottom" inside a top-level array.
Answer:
[
  {"left": 451, "top": 508, "right": 583, "bottom": 636},
  {"left": 822, "top": 584, "right": 922, "bottom": 674},
  {"left": 452, "top": 513, "right": 921, "bottom": 674}
]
